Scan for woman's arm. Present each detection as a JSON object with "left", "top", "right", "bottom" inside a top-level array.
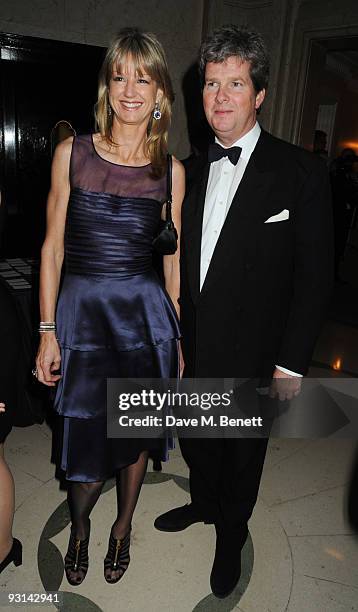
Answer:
[
  {"left": 36, "top": 137, "right": 73, "bottom": 386},
  {"left": 163, "top": 157, "right": 185, "bottom": 376},
  {"left": 162, "top": 156, "right": 185, "bottom": 318}
]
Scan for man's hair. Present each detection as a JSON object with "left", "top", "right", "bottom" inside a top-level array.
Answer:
[{"left": 199, "top": 24, "right": 270, "bottom": 93}]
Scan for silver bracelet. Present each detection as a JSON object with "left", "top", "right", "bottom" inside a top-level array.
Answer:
[{"left": 39, "top": 321, "right": 56, "bottom": 333}]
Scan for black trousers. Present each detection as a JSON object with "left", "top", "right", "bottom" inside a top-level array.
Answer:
[{"left": 179, "top": 436, "right": 268, "bottom": 529}]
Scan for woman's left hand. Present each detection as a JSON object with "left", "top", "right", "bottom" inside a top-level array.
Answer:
[
  {"left": 179, "top": 342, "right": 185, "bottom": 378},
  {"left": 0, "top": 402, "right": 5, "bottom": 413}
]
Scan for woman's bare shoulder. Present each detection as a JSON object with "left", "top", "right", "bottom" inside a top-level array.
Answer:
[
  {"left": 171, "top": 155, "right": 185, "bottom": 180},
  {"left": 53, "top": 136, "right": 74, "bottom": 163}
]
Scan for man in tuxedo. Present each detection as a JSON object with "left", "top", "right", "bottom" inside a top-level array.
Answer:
[{"left": 155, "top": 25, "right": 333, "bottom": 598}]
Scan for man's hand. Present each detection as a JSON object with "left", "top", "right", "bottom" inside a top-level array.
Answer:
[
  {"left": 179, "top": 341, "right": 185, "bottom": 379},
  {"left": 269, "top": 367, "right": 302, "bottom": 401}
]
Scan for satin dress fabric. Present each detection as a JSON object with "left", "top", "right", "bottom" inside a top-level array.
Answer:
[{"left": 54, "top": 135, "right": 180, "bottom": 482}]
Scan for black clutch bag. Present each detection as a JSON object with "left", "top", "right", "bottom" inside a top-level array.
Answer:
[{"left": 152, "top": 154, "right": 178, "bottom": 255}]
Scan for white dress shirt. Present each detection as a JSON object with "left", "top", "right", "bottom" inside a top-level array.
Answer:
[
  {"left": 200, "top": 121, "right": 301, "bottom": 378},
  {"left": 200, "top": 122, "right": 261, "bottom": 290}
]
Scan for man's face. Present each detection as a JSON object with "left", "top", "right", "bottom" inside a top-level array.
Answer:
[{"left": 203, "top": 56, "right": 265, "bottom": 146}]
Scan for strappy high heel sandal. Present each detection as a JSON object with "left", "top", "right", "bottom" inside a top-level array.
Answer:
[
  {"left": 64, "top": 523, "right": 90, "bottom": 586},
  {"left": 0, "top": 538, "right": 22, "bottom": 574},
  {"left": 104, "top": 528, "right": 131, "bottom": 584}
]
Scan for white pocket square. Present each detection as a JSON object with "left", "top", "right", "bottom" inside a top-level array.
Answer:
[{"left": 264, "top": 209, "right": 289, "bottom": 223}]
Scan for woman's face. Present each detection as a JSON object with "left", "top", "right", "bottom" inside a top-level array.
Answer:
[{"left": 108, "top": 54, "right": 162, "bottom": 128}]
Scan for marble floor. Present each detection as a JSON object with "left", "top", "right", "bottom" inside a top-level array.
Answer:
[
  {"left": 1, "top": 240, "right": 358, "bottom": 611},
  {"left": 2, "top": 422, "right": 357, "bottom": 611}
]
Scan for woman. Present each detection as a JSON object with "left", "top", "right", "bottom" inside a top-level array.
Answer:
[
  {"left": 0, "top": 282, "right": 22, "bottom": 574},
  {"left": 35, "top": 28, "right": 184, "bottom": 586}
]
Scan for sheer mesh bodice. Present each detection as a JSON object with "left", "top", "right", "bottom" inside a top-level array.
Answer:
[{"left": 70, "top": 134, "right": 166, "bottom": 200}]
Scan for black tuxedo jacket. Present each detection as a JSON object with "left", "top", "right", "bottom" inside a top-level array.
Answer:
[{"left": 180, "top": 129, "right": 334, "bottom": 378}]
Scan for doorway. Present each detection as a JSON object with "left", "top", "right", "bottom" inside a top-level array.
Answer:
[
  {"left": 299, "top": 35, "right": 358, "bottom": 158},
  {"left": 0, "top": 33, "right": 105, "bottom": 256},
  {"left": 300, "top": 35, "right": 358, "bottom": 311}
]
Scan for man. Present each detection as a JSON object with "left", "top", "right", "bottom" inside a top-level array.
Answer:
[{"left": 155, "top": 26, "right": 333, "bottom": 598}]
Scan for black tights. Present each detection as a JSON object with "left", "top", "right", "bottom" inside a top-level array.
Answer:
[{"left": 68, "top": 451, "right": 149, "bottom": 540}]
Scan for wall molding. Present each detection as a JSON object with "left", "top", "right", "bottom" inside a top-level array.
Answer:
[{"left": 289, "top": 25, "right": 358, "bottom": 144}]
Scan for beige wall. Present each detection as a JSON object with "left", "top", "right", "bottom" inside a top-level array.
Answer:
[
  {"left": 2, "top": 0, "right": 358, "bottom": 152},
  {"left": 299, "top": 41, "right": 327, "bottom": 151},
  {"left": 0, "top": 0, "right": 204, "bottom": 158}
]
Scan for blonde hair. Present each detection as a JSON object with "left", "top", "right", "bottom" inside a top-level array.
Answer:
[{"left": 95, "top": 27, "right": 174, "bottom": 178}]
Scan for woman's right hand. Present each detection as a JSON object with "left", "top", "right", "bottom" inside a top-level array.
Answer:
[{"left": 36, "top": 334, "right": 62, "bottom": 387}]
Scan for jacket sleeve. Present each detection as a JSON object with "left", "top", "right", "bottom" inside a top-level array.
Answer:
[{"left": 277, "top": 160, "right": 334, "bottom": 375}]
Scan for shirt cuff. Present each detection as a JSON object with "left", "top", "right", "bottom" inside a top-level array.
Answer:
[{"left": 275, "top": 365, "right": 303, "bottom": 377}]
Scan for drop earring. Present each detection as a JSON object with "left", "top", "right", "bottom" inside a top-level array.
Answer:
[{"left": 153, "top": 102, "right": 161, "bottom": 120}]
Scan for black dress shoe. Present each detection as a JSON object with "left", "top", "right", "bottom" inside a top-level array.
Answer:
[
  {"left": 0, "top": 538, "right": 22, "bottom": 574},
  {"left": 210, "top": 525, "right": 248, "bottom": 599},
  {"left": 152, "top": 459, "right": 162, "bottom": 472},
  {"left": 154, "top": 503, "right": 213, "bottom": 532}
]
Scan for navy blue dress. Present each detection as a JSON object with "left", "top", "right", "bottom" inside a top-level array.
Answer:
[{"left": 54, "top": 135, "right": 180, "bottom": 482}]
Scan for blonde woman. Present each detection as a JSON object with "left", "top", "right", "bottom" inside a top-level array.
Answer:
[{"left": 36, "top": 28, "right": 184, "bottom": 586}]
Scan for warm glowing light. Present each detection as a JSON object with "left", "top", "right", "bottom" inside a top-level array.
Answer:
[
  {"left": 324, "top": 547, "right": 344, "bottom": 561},
  {"left": 332, "top": 358, "right": 342, "bottom": 371},
  {"left": 339, "top": 141, "right": 358, "bottom": 154}
]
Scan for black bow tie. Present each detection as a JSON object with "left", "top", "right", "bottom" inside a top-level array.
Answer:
[{"left": 208, "top": 143, "right": 242, "bottom": 165}]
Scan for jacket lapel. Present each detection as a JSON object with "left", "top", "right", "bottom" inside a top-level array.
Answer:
[
  {"left": 200, "top": 131, "right": 275, "bottom": 296},
  {"left": 183, "top": 159, "right": 210, "bottom": 304}
]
